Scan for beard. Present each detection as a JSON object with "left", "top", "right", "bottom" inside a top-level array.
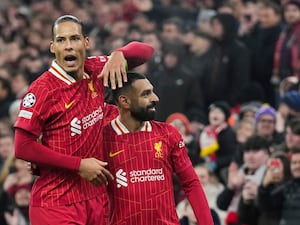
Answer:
[{"left": 131, "top": 103, "right": 156, "bottom": 121}]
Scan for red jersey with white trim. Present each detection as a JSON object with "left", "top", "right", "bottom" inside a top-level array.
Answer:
[
  {"left": 14, "top": 56, "right": 108, "bottom": 207},
  {"left": 103, "top": 117, "right": 191, "bottom": 225}
]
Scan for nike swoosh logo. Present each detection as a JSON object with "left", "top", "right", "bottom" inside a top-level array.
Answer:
[
  {"left": 65, "top": 100, "right": 75, "bottom": 109},
  {"left": 109, "top": 150, "right": 124, "bottom": 157}
]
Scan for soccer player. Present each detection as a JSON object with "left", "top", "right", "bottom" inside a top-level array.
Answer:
[
  {"left": 13, "top": 15, "right": 153, "bottom": 225},
  {"left": 103, "top": 72, "right": 213, "bottom": 225}
]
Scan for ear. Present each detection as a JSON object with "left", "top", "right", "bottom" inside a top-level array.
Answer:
[
  {"left": 50, "top": 41, "right": 55, "bottom": 54},
  {"left": 118, "top": 95, "right": 130, "bottom": 109},
  {"left": 85, "top": 37, "right": 90, "bottom": 50}
]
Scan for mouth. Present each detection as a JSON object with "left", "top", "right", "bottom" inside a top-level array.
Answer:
[
  {"left": 147, "top": 103, "right": 156, "bottom": 111},
  {"left": 64, "top": 55, "right": 77, "bottom": 67}
]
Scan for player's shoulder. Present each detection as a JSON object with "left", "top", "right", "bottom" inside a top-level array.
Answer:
[
  {"left": 150, "top": 120, "right": 179, "bottom": 134},
  {"left": 103, "top": 119, "right": 115, "bottom": 132},
  {"left": 28, "top": 71, "right": 55, "bottom": 91}
]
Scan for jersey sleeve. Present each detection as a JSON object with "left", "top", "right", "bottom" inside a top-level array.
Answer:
[
  {"left": 168, "top": 125, "right": 213, "bottom": 225},
  {"left": 14, "top": 128, "right": 81, "bottom": 170},
  {"left": 168, "top": 125, "right": 192, "bottom": 173},
  {"left": 115, "top": 41, "right": 154, "bottom": 69},
  {"left": 14, "top": 83, "right": 50, "bottom": 136}
]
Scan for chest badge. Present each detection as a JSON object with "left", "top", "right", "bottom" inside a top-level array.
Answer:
[
  {"left": 88, "top": 80, "right": 98, "bottom": 98},
  {"left": 154, "top": 141, "right": 163, "bottom": 159}
]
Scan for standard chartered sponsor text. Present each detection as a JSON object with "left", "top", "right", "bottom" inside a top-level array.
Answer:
[
  {"left": 130, "top": 168, "right": 165, "bottom": 183},
  {"left": 82, "top": 107, "right": 103, "bottom": 129}
]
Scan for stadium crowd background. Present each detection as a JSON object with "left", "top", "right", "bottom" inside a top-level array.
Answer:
[{"left": 1, "top": 0, "right": 300, "bottom": 225}]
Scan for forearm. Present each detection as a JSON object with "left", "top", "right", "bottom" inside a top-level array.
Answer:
[
  {"left": 216, "top": 187, "right": 235, "bottom": 210},
  {"left": 178, "top": 165, "right": 213, "bottom": 225},
  {"left": 14, "top": 128, "right": 81, "bottom": 171},
  {"left": 115, "top": 41, "right": 154, "bottom": 69}
]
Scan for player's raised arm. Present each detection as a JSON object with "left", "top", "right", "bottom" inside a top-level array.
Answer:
[{"left": 98, "top": 41, "right": 154, "bottom": 89}]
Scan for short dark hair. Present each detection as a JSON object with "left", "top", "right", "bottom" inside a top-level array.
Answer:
[
  {"left": 112, "top": 72, "right": 146, "bottom": 104},
  {"left": 51, "top": 15, "right": 86, "bottom": 40},
  {"left": 244, "top": 135, "right": 271, "bottom": 153},
  {"left": 162, "top": 17, "right": 184, "bottom": 33},
  {"left": 258, "top": 0, "right": 282, "bottom": 15}
]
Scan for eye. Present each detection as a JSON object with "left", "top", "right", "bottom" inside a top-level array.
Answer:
[
  {"left": 71, "top": 36, "right": 81, "bottom": 41},
  {"left": 56, "top": 38, "right": 64, "bottom": 43},
  {"left": 142, "top": 90, "right": 151, "bottom": 97}
]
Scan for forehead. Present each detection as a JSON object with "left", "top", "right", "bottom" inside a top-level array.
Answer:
[
  {"left": 53, "top": 21, "right": 83, "bottom": 38},
  {"left": 132, "top": 79, "right": 152, "bottom": 93}
]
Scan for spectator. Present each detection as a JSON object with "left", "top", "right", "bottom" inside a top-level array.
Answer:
[
  {"left": 160, "top": 17, "right": 185, "bottom": 43},
  {"left": 275, "top": 116, "right": 300, "bottom": 154},
  {"left": 209, "top": 13, "right": 250, "bottom": 107},
  {"left": 272, "top": 0, "right": 300, "bottom": 100},
  {"left": 237, "top": 151, "right": 291, "bottom": 225},
  {"left": 186, "top": 31, "right": 215, "bottom": 111},
  {"left": 217, "top": 135, "right": 270, "bottom": 225},
  {"left": 255, "top": 104, "right": 284, "bottom": 145},
  {"left": 4, "top": 183, "right": 32, "bottom": 225},
  {"left": 166, "top": 112, "right": 202, "bottom": 165},
  {"left": 200, "top": 101, "right": 237, "bottom": 183},
  {"left": 151, "top": 42, "right": 205, "bottom": 123},
  {"left": 142, "top": 30, "right": 163, "bottom": 77},
  {"left": 258, "top": 149, "right": 300, "bottom": 225},
  {"left": 250, "top": 0, "right": 282, "bottom": 106},
  {"left": 232, "top": 118, "right": 256, "bottom": 166},
  {"left": 276, "top": 90, "right": 300, "bottom": 133}
]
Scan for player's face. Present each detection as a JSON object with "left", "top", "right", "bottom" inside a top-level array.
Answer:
[
  {"left": 129, "top": 79, "right": 159, "bottom": 121},
  {"left": 50, "top": 21, "right": 89, "bottom": 78}
]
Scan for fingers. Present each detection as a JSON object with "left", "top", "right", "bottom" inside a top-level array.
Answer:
[
  {"left": 91, "top": 168, "right": 114, "bottom": 186},
  {"left": 101, "top": 70, "right": 108, "bottom": 87},
  {"left": 102, "top": 167, "right": 114, "bottom": 181}
]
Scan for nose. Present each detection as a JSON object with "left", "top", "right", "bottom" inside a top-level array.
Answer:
[
  {"left": 65, "top": 39, "right": 72, "bottom": 49},
  {"left": 152, "top": 92, "right": 159, "bottom": 102}
]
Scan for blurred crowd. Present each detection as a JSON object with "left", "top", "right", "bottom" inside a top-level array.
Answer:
[{"left": 1, "top": 0, "right": 300, "bottom": 225}]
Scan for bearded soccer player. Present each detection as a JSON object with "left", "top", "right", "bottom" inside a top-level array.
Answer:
[
  {"left": 103, "top": 72, "right": 213, "bottom": 225},
  {"left": 13, "top": 15, "right": 153, "bottom": 225}
]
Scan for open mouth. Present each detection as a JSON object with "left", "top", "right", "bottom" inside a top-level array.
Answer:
[
  {"left": 148, "top": 103, "right": 156, "bottom": 111},
  {"left": 64, "top": 55, "right": 77, "bottom": 67}
]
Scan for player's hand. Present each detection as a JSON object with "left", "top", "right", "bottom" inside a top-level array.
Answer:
[
  {"left": 98, "top": 51, "right": 127, "bottom": 89},
  {"left": 78, "top": 158, "right": 114, "bottom": 186}
]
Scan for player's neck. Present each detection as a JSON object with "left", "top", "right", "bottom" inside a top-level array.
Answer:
[
  {"left": 119, "top": 114, "right": 144, "bottom": 132},
  {"left": 71, "top": 69, "right": 85, "bottom": 80}
]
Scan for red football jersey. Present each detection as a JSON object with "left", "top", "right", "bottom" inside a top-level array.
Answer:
[
  {"left": 15, "top": 57, "right": 108, "bottom": 207},
  {"left": 103, "top": 117, "right": 192, "bottom": 225}
]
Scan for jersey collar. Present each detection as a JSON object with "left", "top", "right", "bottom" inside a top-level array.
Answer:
[
  {"left": 48, "top": 60, "right": 90, "bottom": 85},
  {"left": 111, "top": 116, "right": 152, "bottom": 135}
]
